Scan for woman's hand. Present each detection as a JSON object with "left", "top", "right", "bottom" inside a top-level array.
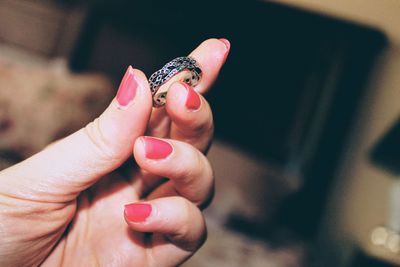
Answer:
[{"left": 0, "top": 38, "right": 230, "bottom": 267}]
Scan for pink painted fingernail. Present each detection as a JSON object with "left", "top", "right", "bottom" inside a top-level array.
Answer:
[
  {"left": 142, "top": 137, "right": 173, "bottom": 160},
  {"left": 116, "top": 66, "right": 138, "bottom": 107},
  {"left": 181, "top": 82, "right": 201, "bottom": 110},
  {"left": 124, "top": 203, "right": 152, "bottom": 222}
]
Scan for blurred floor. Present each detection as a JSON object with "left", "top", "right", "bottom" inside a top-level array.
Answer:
[
  {"left": 185, "top": 140, "right": 308, "bottom": 267},
  {"left": 184, "top": 216, "right": 305, "bottom": 267}
]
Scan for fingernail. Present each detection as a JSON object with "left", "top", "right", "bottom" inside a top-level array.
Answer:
[
  {"left": 124, "top": 203, "right": 152, "bottom": 222},
  {"left": 219, "top": 38, "right": 230, "bottom": 62},
  {"left": 116, "top": 66, "right": 138, "bottom": 107},
  {"left": 181, "top": 82, "right": 201, "bottom": 111},
  {"left": 219, "top": 38, "right": 231, "bottom": 51},
  {"left": 142, "top": 137, "right": 173, "bottom": 160}
]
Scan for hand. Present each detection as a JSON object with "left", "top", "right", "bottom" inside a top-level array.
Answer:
[{"left": 0, "top": 38, "right": 230, "bottom": 267}]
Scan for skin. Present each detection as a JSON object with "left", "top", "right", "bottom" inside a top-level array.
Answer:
[{"left": 0, "top": 39, "right": 230, "bottom": 267}]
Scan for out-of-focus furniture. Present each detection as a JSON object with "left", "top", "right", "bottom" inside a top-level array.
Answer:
[{"left": 0, "top": 0, "right": 86, "bottom": 58}]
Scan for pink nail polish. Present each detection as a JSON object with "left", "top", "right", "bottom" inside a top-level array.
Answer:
[
  {"left": 142, "top": 137, "right": 173, "bottom": 160},
  {"left": 124, "top": 203, "right": 152, "bottom": 222},
  {"left": 116, "top": 66, "right": 138, "bottom": 107},
  {"left": 181, "top": 82, "right": 201, "bottom": 110}
]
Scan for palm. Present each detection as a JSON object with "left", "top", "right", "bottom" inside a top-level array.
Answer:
[
  {"left": 43, "top": 113, "right": 193, "bottom": 266},
  {"left": 59, "top": 178, "right": 146, "bottom": 266}
]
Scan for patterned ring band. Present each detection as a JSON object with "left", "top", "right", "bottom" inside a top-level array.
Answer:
[{"left": 148, "top": 56, "right": 202, "bottom": 107}]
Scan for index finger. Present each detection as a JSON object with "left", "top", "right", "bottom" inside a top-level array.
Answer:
[
  {"left": 188, "top": 38, "right": 230, "bottom": 93},
  {"left": 151, "top": 38, "right": 230, "bottom": 104},
  {"left": 148, "top": 38, "right": 230, "bottom": 137}
]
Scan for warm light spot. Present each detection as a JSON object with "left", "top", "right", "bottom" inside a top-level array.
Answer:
[
  {"left": 371, "top": 226, "right": 389, "bottom": 246},
  {"left": 386, "top": 233, "right": 400, "bottom": 253}
]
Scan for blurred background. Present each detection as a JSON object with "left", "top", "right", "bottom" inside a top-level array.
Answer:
[{"left": 0, "top": 0, "right": 400, "bottom": 266}]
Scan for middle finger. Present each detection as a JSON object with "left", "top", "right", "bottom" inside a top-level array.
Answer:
[{"left": 133, "top": 136, "right": 214, "bottom": 207}]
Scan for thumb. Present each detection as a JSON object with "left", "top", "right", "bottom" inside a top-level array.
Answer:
[{"left": 0, "top": 66, "right": 152, "bottom": 202}]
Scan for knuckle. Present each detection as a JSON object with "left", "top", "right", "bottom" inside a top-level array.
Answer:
[
  {"left": 178, "top": 150, "right": 204, "bottom": 183},
  {"left": 187, "top": 120, "right": 213, "bottom": 138},
  {"left": 175, "top": 197, "right": 193, "bottom": 232},
  {"left": 195, "top": 160, "right": 215, "bottom": 207},
  {"left": 187, "top": 108, "right": 214, "bottom": 133},
  {"left": 175, "top": 196, "right": 192, "bottom": 221},
  {"left": 176, "top": 151, "right": 214, "bottom": 206},
  {"left": 83, "top": 118, "right": 120, "bottom": 163},
  {"left": 177, "top": 101, "right": 213, "bottom": 134},
  {"left": 172, "top": 197, "right": 207, "bottom": 251}
]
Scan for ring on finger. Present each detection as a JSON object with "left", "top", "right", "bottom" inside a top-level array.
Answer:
[{"left": 148, "top": 56, "right": 202, "bottom": 108}]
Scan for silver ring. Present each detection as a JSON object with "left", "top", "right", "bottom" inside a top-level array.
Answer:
[{"left": 149, "top": 56, "right": 202, "bottom": 107}]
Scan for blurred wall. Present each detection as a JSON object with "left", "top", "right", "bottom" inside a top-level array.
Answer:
[{"left": 270, "top": 0, "right": 400, "bottom": 265}]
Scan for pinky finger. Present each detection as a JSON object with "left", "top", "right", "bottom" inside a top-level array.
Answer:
[{"left": 124, "top": 196, "right": 206, "bottom": 265}]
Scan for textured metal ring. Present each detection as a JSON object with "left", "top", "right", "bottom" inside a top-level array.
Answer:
[{"left": 149, "top": 56, "right": 202, "bottom": 107}]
